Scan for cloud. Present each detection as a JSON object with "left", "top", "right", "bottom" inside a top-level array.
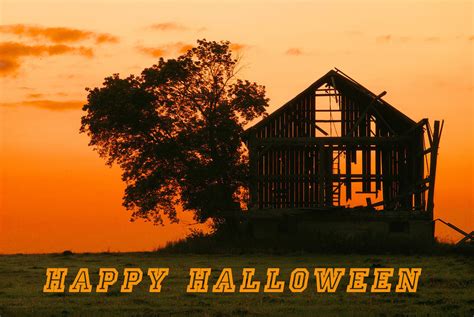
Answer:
[
  {"left": 137, "top": 46, "right": 166, "bottom": 57},
  {"left": 147, "top": 22, "right": 207, "bottom": 32},
  {"left": 230, "top": 43, "right": 249, "bottom": 52},
  {"left": 0, "top": 41, "right": 93, "bottom": 77},
  {"left": 149, "top": 22, "right": 188, "bottom": 31},
  {"left": 163, "top": 42, "right": 193, "bottom": 54},
  {"left": 376, "top": 35, "right": 448, "bottom": 44},
  {"left": 137, "top": 42, "right": 193, "bottom": 57},
  {"left": 285, "top": 48, "right": 304, "bottom": 56},
  {"left": 0, "top": 24, "right": 119, "bottom": 44},
  {"left": 0, "top": 42, "right": 93, "bottom": 58},
  {"left": 376, "top": 35, "right": 392, "bottom": 44},
  {"left": 95, "top": 33, "right": 119, "bottom": 44},
  {"left": 0, "top": 99, "right": 84, "bottom": 111},
  {"left": 138, "top": 42, "right": 248, "bottom": 58},
  {"left": 26, "top": 93, "right": 44, "bottom": 99},
  {"left": 0, "top": 58, "right": 20, "bottom": 76}
]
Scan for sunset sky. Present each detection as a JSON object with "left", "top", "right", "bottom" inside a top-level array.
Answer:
[{"left": 0, "top": 0, "right": 472, "bottom": 253}]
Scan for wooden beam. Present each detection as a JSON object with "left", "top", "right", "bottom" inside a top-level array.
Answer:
[
  {"left": 345, "top": 91, "right": 387, "bottom": 137},
  {"left": 253, "top": 136, "right": 410, "bottom": 147},
  {"left": 315, "top": 124, "right": 329, "bottom": 136},
  {"left": 315, "top": 109, "right": 343, "bottom": 112},
  {"left": 426, "top": 120, "right": 443, "bottom": 213}
]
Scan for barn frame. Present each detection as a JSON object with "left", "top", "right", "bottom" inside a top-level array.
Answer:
[{"left": 243, "top": 69, "right": 443, "bottom": 244}]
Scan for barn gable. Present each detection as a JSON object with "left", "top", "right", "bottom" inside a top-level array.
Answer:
[{"left": 245, "top": 68, "right": 415, "bottom": 140}]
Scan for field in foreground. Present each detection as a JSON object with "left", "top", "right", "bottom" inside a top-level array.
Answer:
[{"left": 0, "top": 252, "right": 472, "bottom": 316}]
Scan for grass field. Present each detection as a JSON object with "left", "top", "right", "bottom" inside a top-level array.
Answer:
[{"left": 0, "top": 252, "right": 473, "bottom": 316}]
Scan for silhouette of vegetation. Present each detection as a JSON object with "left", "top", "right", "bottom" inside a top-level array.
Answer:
[
  {"left": 80, "top": 39, "right": 269, "bottom": 226},
  {"left": 158, "top": 230, "right": 474, "bottom": 255}
]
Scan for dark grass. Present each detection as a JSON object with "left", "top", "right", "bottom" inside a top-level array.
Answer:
[
  {"left": 0, "top": 251, "right": 473, "bottom": 316},
  {"left": 157, "top": 229, "right": 474, "bottom": 256}
]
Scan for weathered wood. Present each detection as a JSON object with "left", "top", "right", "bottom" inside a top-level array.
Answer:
[
  {"left": 427, "top": 120, "right": 443, "bottom": 213},
  {"left": 245, "top": 69, "right": 439, "bottom": 215},
  {"left": 253, "top": 136, "right": 410, "bottom": 146}
]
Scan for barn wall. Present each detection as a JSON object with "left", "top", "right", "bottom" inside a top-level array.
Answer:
[
  {"left": 248, "top": 84, "right": 426, "bottom": 211},
  {"left": 247, "top": 216, "right": 434, "bottom": 245}
]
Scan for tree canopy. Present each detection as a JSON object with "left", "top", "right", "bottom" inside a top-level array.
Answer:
[{"left": 80, "top": 39, "right": 269, "bottom": 226}]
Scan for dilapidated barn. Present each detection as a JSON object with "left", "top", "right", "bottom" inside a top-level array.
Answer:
[{"left": 243, "top": 69, "right": 444, "bottom": 245}]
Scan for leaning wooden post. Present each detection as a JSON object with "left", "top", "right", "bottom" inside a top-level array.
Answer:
[{"left": 426, "top": 120, "right": 443, "bottom": 215}]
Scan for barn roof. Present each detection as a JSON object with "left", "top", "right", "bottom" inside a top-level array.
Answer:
[{"left": 244, "top": 68, "right": 416, "bottom": 137}]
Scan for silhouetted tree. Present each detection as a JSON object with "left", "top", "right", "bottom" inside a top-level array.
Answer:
[{"left": 80, "top": 39, "right": 269, "bottom": 228}]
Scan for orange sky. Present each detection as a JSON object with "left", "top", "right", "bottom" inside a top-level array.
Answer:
[{"left": 0, "top": 0, "right": 473, "bottom": 253}]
